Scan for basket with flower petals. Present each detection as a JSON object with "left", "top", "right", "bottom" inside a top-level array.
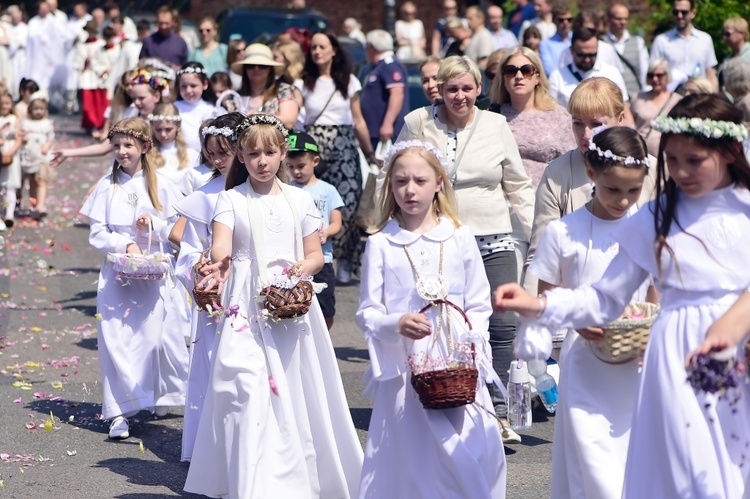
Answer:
[
  {"left": 106, "top": 228, "right": 172, "bottom": 280},
  {"left": 260, "top": 265, "right": 314, "bottom": 320},
  {"left": 590, "top": 302, "right": 659, "bottom": 364},
  {"left": 409, "top": 300, "right": 478, "bottom": 410}
]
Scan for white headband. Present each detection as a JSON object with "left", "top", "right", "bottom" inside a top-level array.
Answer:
[{"left": 382, "top": 140, "right": 451, "bottom": 173}]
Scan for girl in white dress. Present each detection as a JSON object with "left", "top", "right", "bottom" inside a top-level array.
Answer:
[
  {"left": 0, "top": 92, "right": 22, "bottom": 228},
  {"left": 147, "top": 102, "right": 200, "bottom": 194},
  {"left": 357, "top": 140, "right": 506, "bottom": 498},
  {"left": 528, "top": 126, "right": 655, "bottom": 499},
  {"left": 494, "top": 93, "right": 750, "bottom": 498},
  {"left": 171, "top": 112, "right": 245, "bottom": 463},
  {"left": 173, "top": 62, "right": 216, "bottom": 154},
  {"left": 78, "top": 118, "right": 189, "bottom": 440},
  {"left": 184, "top": 114, "right": 362, "bottom": 499},
  {"left": 18, "top": 90, "right": 54, "bottom": 220}
]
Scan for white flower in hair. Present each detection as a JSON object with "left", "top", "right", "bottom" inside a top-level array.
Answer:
[
  {"left": 147, "top": 114, "right": 182, "bottom": 122},
  {"left": 588, "top": 127, "right": 649, "bottom": 167},
  {"left": 233, "top": 114, "right": 289, "bottom": 139},
  {"left": 177, "top": 66, "right": 207, "bottom": 75},
  {"left": 202, "top": 126, "right": 234, "bottom": 137},
  {"left": 651, "top": 115, "right": 749, "bottom": 142},
  {"left": 382, "top": 140, "right": 451, "bottom": 174}
]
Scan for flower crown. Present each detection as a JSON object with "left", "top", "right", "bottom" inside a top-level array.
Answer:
[
  {"left": 202, "top": 125, "right": 234, "bottom": 138},
  {"left": 141, "top": 59, "right": 176, "bottom": 79},
  {"left": 382, "top": 140, "right": 451, "bottom": 173},
  {"left": 588, "top": 126, "right": 649, "bottom": 167},
  {"left": 651, "top": 115, "right": 749, "bottom": 143},
  {"left": 177, "top": 66, "right": 207, "bottom": 75},
  {"left": 107, "top": 126, "right": 153, "bottom": 150},
  {"left": 131, "top": 69, "right": 169, "bottom": 91},
  {"left": 147, "top": 114, "right": 182, "bottom": 122},
  {"left": 233, "top": 114, "right": 289, "bottom": 140}
]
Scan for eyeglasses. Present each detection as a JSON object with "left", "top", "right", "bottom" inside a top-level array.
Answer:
[
  {"left": 502, "top": 64, "right": 536, "bottom": 78},
  {"left": 647, "top": 72, "right": 667, "bottom": 79},
  {"left": 556, "top": 16, "right": 573, "bottom": 23},
  {"left": 672, "top": 9, "right": 690, "bottom": 17},
  {"left": 199, "top": 28, "right": 213, "bottom": 33},
  {"left": 574, "top": 52, "right": 598, "bottom": 60},
  {"left": 722, "top": 30, "right": 735, "bottom": 38}
]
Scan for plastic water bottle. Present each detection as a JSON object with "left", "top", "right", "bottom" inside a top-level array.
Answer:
[
  {"left": 528, "top": 359, "right": 558, "bottom": 413},
  {"left": 507, "top": 360, "right": 532, "bottom": 430}
]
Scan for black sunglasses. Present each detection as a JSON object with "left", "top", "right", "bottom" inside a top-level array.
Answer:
[
  {"left": 484, "top": 68, "right": 496, "bottom": 80},
  {"left": 244, "top": 64, "right": 269, "bottom": 69},
  {"left": 647, "top": 72, "right": 667, "bottom": 79},
  {"left": 574, "top": 52, "right": 598, "bottom": 59},
  {"left": 556, "top": 16, "right": 573, "bottom": 23},
  {"left": 722, "top": 31, "right": 734, "bottom": 38},
  {"left": 502, "top": 64, "right": 536, "bottom": 78},
  {"left": 672, "top": 8, "right": 690, "bottom": 16}
]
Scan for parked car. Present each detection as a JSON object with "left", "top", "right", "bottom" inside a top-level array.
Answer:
[{"left": 217, "top": 7, "right": 329, "bottom": 44}]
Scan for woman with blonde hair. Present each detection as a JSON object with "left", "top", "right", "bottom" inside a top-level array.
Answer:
[
  {"left": 396, "top": 55, "right": 535, "bottom": 444},
  {"left": 631, "top": 57, "right": 682, "bottom": 156}
]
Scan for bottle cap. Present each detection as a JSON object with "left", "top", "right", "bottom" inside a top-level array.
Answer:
[
  {"left": 509, "top": 360, "right": 530, "bottom": 384},
  {"left": 527, "top": 359, "right": 548, "bottom": 377}
]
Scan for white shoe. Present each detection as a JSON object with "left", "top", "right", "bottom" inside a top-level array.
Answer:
[
  {"left": 108, "top": 416, "right": 129, "bottom": 439},
  {"left": 154, "top": 406, "right": 168, "bottom": 417},
  {"left": 336, "top": 260, "right": 352, "bottom": 284},
  {"left": 499, "top": 420, "right": 522, "bottom": 444}
]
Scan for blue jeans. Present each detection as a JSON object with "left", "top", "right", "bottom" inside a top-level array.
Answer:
[{"left": 482, "top": 249, "right": 518, "bottom": 419}]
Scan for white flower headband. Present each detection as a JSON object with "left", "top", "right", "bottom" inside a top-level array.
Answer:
[
  {"left": 142, "top": 59, "right": 176, "bottom": 79},
  {"left": 651, "top": 115, "right": 749, "bottom": 143},
  {"left": 233, "top": 114, "right": 288, "bottom": 139},
  {"left": 201, "top": 125, "right": 234, "bottom": 137},
  {"left": 588, "top": 125, "right": 649, "bottom": 167},
  {"left": 177, "top": 66, "right": 207, "bottom": 75},
  {"left": 147, "top": 114, "right": 182, "bottom": 122},
  {"left": 382, "top": 140, "right": 451, "bottom": 173}
]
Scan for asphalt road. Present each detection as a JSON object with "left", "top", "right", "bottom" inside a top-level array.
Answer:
[{"left": 0, "top": 115, "right": 553, "bottom": 498}]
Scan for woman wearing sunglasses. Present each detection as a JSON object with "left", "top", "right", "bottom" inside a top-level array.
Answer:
[
  {"left": 188, "top": 17, "right": 228, "bottom": 77},
  {"left": 487, "top": 47, "right": 575, "bottom": 283},
  {"left": 231, "top": 43, "right": 299, "bottom": 130},
  {"left": 630, "top": 57, "right": 681, "bottom": 156},
  {"left": 396, "top": 55, "right": 535, "bottom": 445}
]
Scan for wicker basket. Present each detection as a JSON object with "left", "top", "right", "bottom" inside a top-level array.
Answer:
[
  {"left": 410, "top": 300, "right": 478, "bottom": 410},
  {"left": 106, "top": 227, "right": 171, "bottom": 281},
  {"left": 193, "top": 249, "right": 222, "bottom": 312},
  {"left": 589, "top": 302, "right": 659, "bottom": 364},
  {"left": 261, "top": 278, "right": 314, "bottom": 320}
]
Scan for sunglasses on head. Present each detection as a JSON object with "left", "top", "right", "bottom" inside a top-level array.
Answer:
[
  {"left": 672, "top": 8, "right": 690, "bottom": 16},
  {"left": 502, "top": 64, "right": 536, "bottom": 78},
  {"left": 575, "top": 52, "right": 597, "bottom": 59}
]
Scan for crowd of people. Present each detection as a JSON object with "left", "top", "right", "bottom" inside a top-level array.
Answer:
[{"left": 0, "top": 0, "right": 749, "bottom": 497}]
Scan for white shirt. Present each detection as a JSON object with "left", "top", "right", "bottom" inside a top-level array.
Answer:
[
  {"left": 558, "top": 42, "right": 624, "bottom": 73},
  {"left": 296, "top": 74, "right": 361, "bottom": 127},
  {"left": 174, "top": 99, "right": 215, "bottom": 153},
  {"left": 489, "top": 27, "right": 519, "bottom": 50},
  {"left": 548, "top": 59, "right": 630, "bottom": 107},
  {"left": 518, "top": 18, "right": 556, "bottom": 41},
  {"left": 650, "top": 27, "right": 717, "bottom": 86}
]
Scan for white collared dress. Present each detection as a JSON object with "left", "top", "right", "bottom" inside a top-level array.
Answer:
[
  {"left": 357, "top": 217, "right": 506, "bottom": 498},
  {"left": 79, "top": 168, "right": 189, "bottom": 419}
]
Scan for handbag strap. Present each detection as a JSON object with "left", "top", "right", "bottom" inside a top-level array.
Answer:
[
  {"left": 310, "top": 89, "right": 336, "bottom": 125},
  {"left": 644, "top": 92, "right": 674, "bottom": 139}
]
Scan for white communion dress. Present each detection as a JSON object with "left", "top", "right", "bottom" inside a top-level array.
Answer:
[
  {"left": 538, "top": 185, "right": 750, "bottom": 498},
  {"left": 529, "top": 205, "right": 649, "bottom": 499},
  {"left": 356, "top": 218, "right": 506, "bottom": 498},
  {"left": 174, "top": 174, "right": 224, "bottom": 462},
  {"left": 184, "top": 179, "right": 363, "bottom": 499},
  {"left": 79, "top": 169, "right": 189, "bottom": 419}
]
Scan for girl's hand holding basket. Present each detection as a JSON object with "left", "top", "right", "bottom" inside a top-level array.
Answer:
[
  {"left": 135, "top": 213, "right": 152, "bottom": 232},
  {"left": 398, "top": 313, "right": 432, "bottom": 339},
  {"left": 197, "top": 255, "right": 232, "bottom": 294}
]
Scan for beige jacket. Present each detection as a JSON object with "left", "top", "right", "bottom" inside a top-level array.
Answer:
[
  {"left": 397, "top": 106, "right": 535, "bottom": 239},
  {"left": 523, "top": 148, "right": 658, "bottom": 290}
]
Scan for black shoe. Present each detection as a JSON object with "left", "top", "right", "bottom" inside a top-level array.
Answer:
[
  {"left": 31, "top": 211, "right": 47, "bottom": 221},
  {"left": 4, "top": 219, "right": 14, "bottom": 228}
]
